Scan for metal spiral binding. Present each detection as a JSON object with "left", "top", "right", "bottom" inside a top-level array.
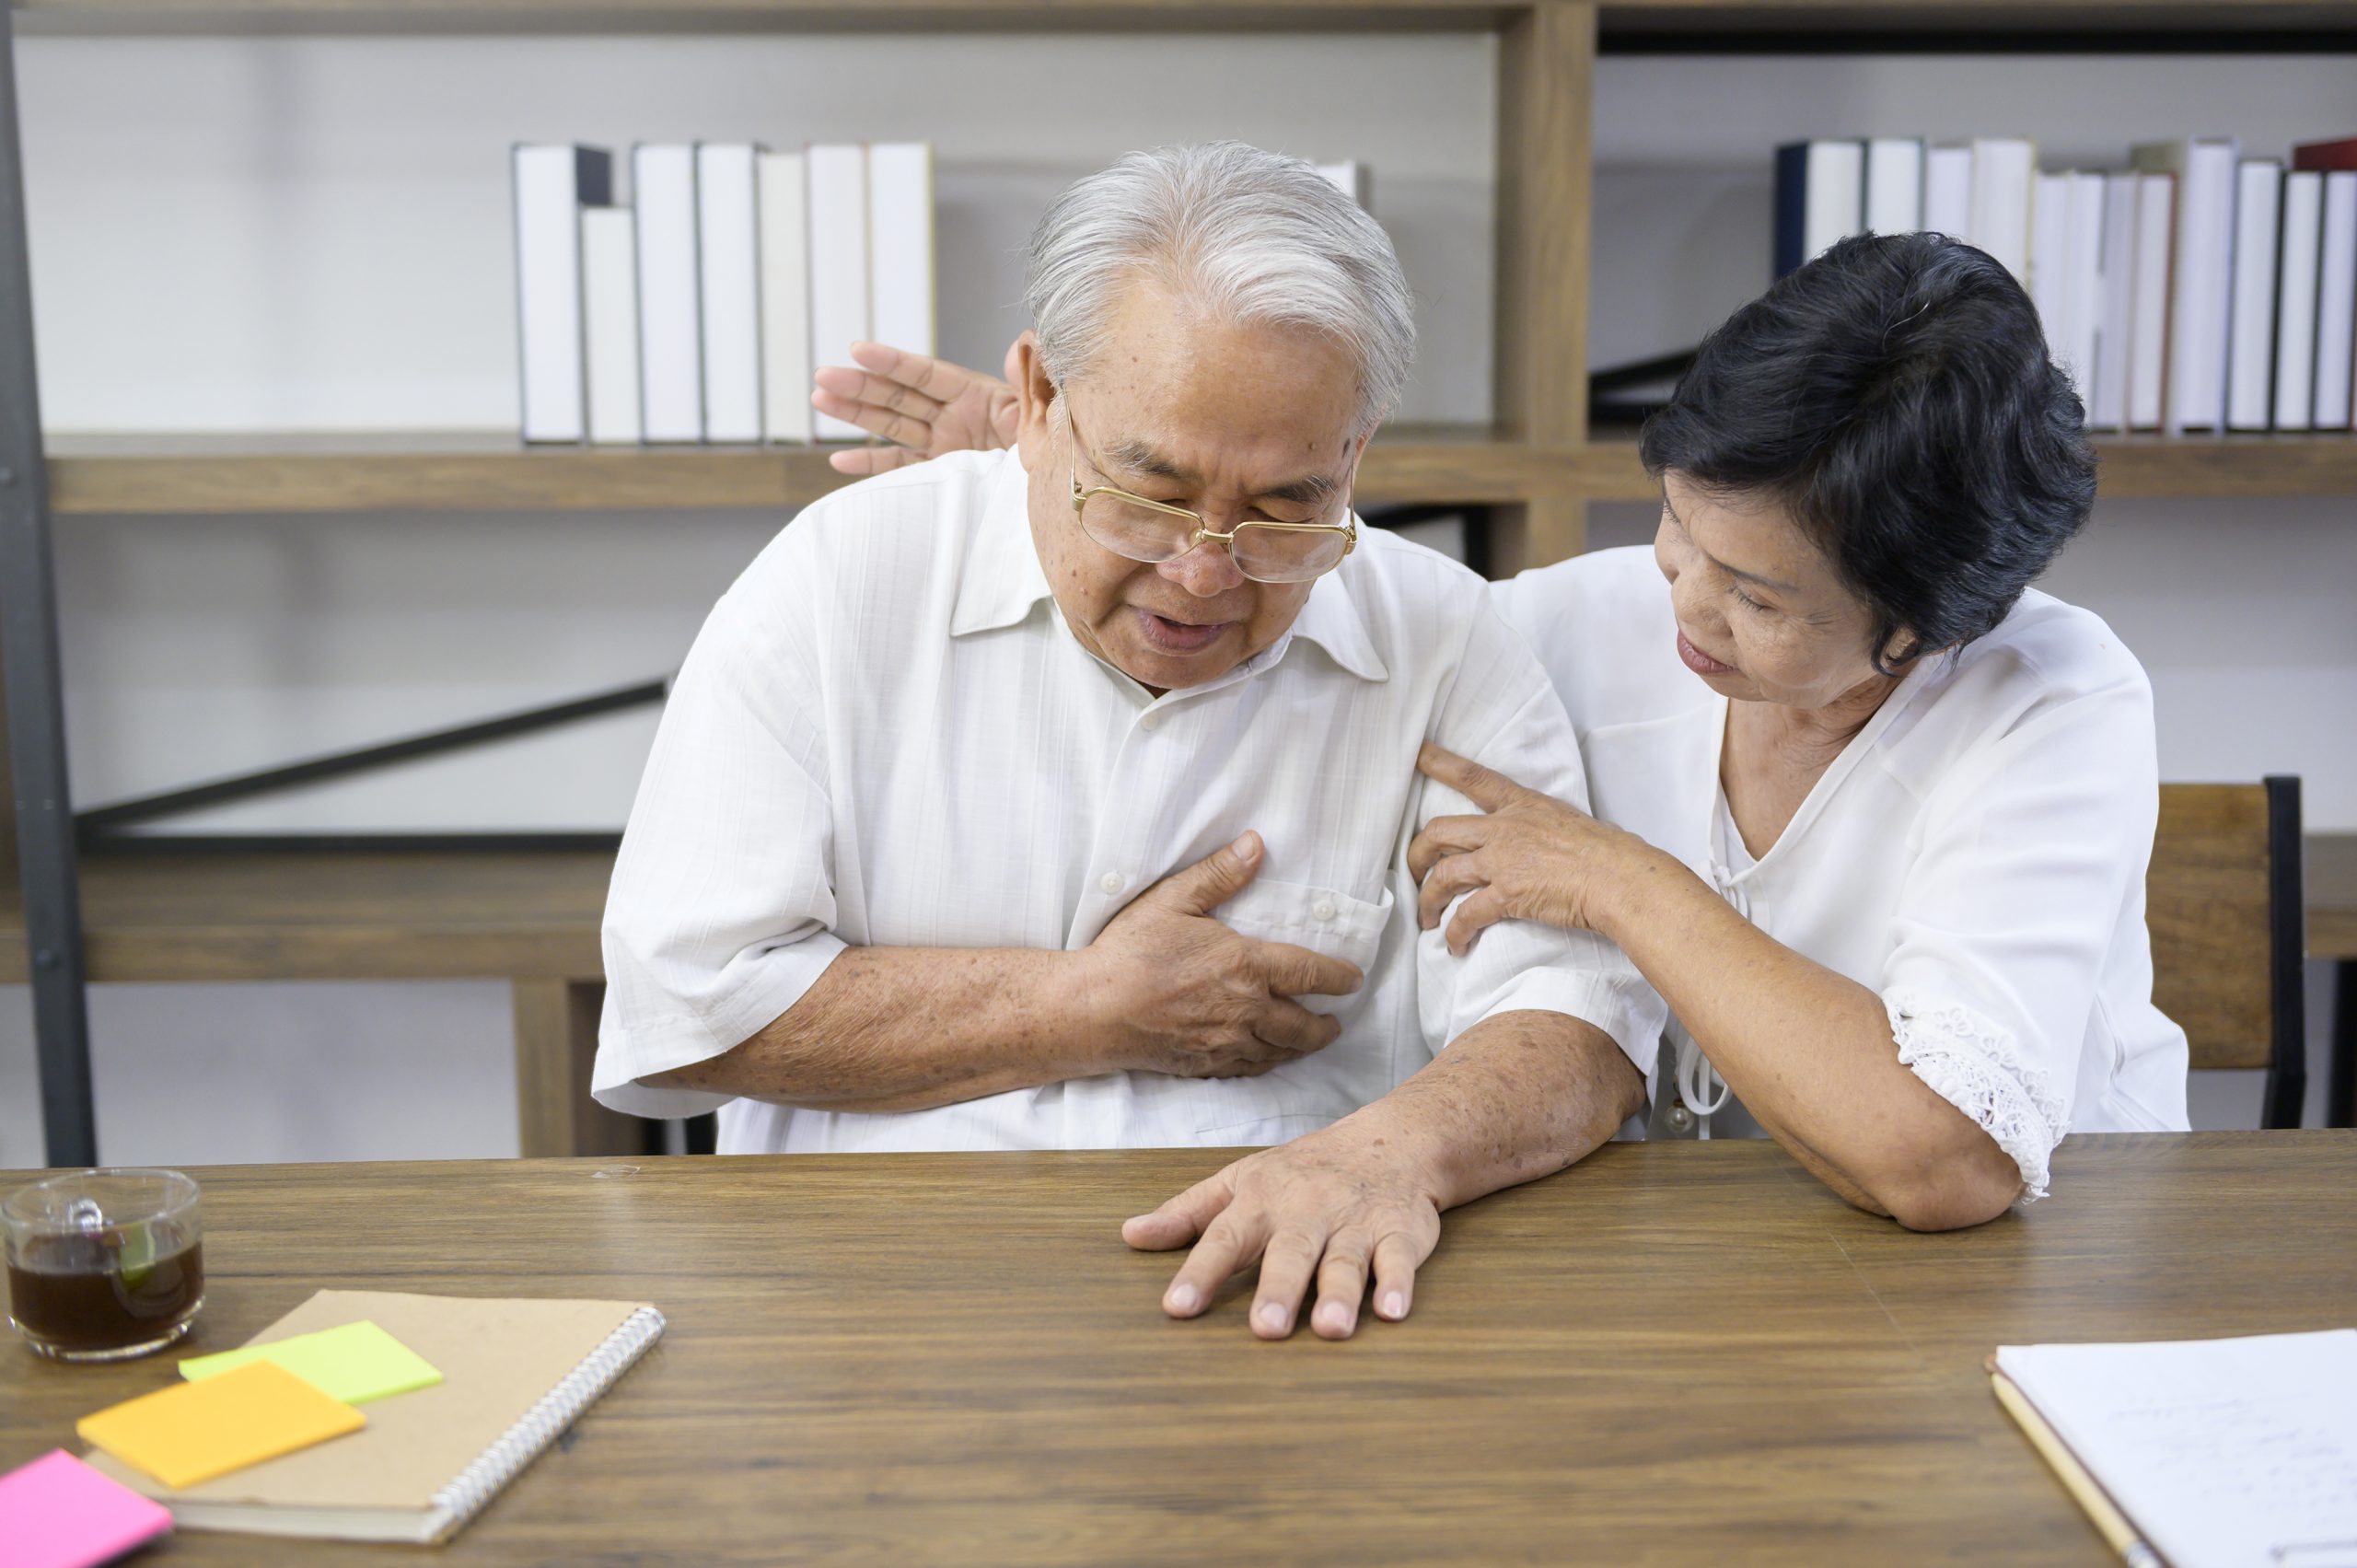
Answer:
[{"left": 431, "top": 1307, "right": 667, "bottom": 1527}]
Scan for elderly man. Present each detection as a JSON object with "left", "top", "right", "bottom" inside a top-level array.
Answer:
[{"left": 593, "top": 142, "right": 1650, "bottom": 1341}]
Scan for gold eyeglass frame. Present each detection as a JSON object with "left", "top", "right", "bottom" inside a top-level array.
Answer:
[{"left": 1062, "top": 400, "right": 1359, "bottom": 585}]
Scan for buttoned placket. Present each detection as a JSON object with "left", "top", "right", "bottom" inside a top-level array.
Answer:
[{"left": 1056, "top": 631, "right": 1302, "bottom": 1145}]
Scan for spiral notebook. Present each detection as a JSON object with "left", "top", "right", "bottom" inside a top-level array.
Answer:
[{"left": 80, "top": 1290, "right": 664, "bottom": 1544}]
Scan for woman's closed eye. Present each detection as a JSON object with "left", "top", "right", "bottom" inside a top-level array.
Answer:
[{"left": 1729, "top": 582, "right": 1775, "bottom": 613}]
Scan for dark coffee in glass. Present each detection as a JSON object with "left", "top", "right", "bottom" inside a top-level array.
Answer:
[{"left": 3, "top": 1169, "right": 205, "bottom": 1361}]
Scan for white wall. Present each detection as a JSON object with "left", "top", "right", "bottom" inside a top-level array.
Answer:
[{"left": 0, "top": 39, "right": 2349, "bottom": 1167}]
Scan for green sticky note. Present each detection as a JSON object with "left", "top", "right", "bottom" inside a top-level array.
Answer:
[{"left": 180, "top": 1319, "right": 442, "bottom": 1406}]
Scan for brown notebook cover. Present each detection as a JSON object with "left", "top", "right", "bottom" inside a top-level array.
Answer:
[{"left": 82, "top": 1289, "right": 662, "bottom": 1543}]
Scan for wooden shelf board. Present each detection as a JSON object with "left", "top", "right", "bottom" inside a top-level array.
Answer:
[
  {"left": 15, "top": 0, "right": 1522, "bottom": 36},
  {"left": 1597, "top": 0, "right": 2357, "bottom": 36},
  {"left": 1573, "top": 431, "right": 2357, "bottom": 505},
  {"left": 0, "top": 848, "right": 610, "bottom": 984},
  {"left": 47, "top": 430, "right": 844, "bottom": 514},
  {"left": 5, "top": 834, "right": 2350, "bottom": 981},
  {"left": 44, "top": 426, "right": 1577, "bottom": 513},
  {"left": 21, "top": 0, "right": 2353, "bottom": 37},
  {"left": 53, "top": 428, "right": 2357, "bottom": 514}
]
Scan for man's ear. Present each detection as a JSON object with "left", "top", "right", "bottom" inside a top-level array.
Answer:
[{"left": 1012, "top": 333, "right": 1058, "bottom": 470}]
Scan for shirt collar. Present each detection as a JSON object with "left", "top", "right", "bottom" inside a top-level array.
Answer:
[
  {"left": 948, "top": 450, "right": 1056, "bottom": 637},
  {"left": 949, "top": 450, "right": 1387, "bottom": 684},
  {"left": 1271, "top": 558, "right": 1388, "bottom": 682}
]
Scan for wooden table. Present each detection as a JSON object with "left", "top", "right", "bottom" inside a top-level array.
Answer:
[{"left": 4, "top": 1134, "right": 2352, "bottom": 1565}]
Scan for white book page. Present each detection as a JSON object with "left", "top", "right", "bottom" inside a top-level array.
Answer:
[
  {"left": 696, "top": 143, "right": 763, "bottom": 444},
  {"left": 807, "top": 144, "right": 869, "bottom": 442},
  {"left": 2274, "top": 172, "right": 2322, "bottom": 431},
  {"left": 866, "top": 143, "right": 935, "bottom": 362},
  {"left": 2316, "top": 173, "right": 2357, "bottom": 429},
  {"left": 1864, "top": 138, "right": 1922, "bottom": 235},
  {"left": 580, "top": 206, "right": 641, "bottom": 445},
  {"left": 1998, "top": 1330, "right": 2357, "bottom": 1568},
  {"left": 1923, "top": 145, "right": 1971, "bottom": 238}
]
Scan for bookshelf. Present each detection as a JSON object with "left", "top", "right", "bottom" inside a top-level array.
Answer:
[{"left": 6, "top": 0, "right": 2356, "bottom": 1166}]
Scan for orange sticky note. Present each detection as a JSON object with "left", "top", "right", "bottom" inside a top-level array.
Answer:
[{"left": 75, "top": 1359, "right": 365, "bottom": 1489}]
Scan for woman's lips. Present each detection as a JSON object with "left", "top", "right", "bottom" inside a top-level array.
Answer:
[
  {"left": 1134, "top": 607, "right": 1233, "bottom": 654},
  {"left": 1677, "top": 630, "right": 1737, "bottom": 677}
]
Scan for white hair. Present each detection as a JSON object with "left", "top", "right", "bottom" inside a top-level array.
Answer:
[{"left": 1024, "top": 141, "right": 1416, "bottom": 436}]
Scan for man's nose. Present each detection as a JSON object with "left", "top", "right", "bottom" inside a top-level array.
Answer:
[{"left": 1158, "top": 540, "right": 1248, "bottom": 598}]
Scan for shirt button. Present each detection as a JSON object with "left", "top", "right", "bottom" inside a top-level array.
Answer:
[
  {"left": 1311, "top": 898, "right": 1337, "bottom": 922},
  {"left": 1139, "top": 713, "right": 1160, "bottom": 732},
  {"left": 1100, "top": 871, "right": 1126, "bottom": 895}
]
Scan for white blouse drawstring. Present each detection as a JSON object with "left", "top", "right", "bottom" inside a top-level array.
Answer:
[{"left": 1672, "top": 848, "right": 1747, "bottom": 1137}]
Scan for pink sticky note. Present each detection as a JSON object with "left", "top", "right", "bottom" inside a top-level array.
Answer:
[{"left": 0, "top": 1448, "right": 173, "bottom": 1568}]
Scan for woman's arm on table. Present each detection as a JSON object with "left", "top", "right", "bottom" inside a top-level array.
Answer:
[{"left": 1408, "top": 744, "right": 2025, "bottom": 1232}]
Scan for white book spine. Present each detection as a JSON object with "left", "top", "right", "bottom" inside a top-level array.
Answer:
[
  {"left": 2129, "top": 174, "right": 2176, "bottom": 432},
  {"left": 2316, "top": 172, "right": 2357, "bottom": 430},
  {"left": 1864, "top": 138, "right": 1923, "bottom": 235},
  {"left": 1923, "top": 145, "right": 1972, "bottom": 238},
  {"left": 580, "top": 206, "right": 642, "bottom": 445},
  {"left": 759, "top": 150, "right": 813, "bottom": 445},
  {"left": 2030, "top": 172, "right": 2072, "bottom": 363},
  {"left": 2190, "top": 140, "right": 2242, "bottom": 432},
  {"left": 2225, "top": 160, "right": 2281, "bottom": 432},
  {"left": 513, "top": 145, "right": 609, "bottom": 444},
  {"left": 633, "top": 144, "right": 703, "bottom": 444},
  {"left": 696, "top": 143, "right": 763, "bottom": 445},
  {"left": 1805, "top": 140, "right": 1865, "bottom": 262},
  {"left": 2151, "top": 139, "right": 2240, "bottom": 432},
  {"left": 2092, "top": 174, "right": 2138, "bottom": 430},
  {"left": 2272, "top": 171, "right": 2323, "bottom": 431},
  {"left": 1968, "top": 138, "right": 2035, "bottom": 285},
  {"left": 807, "top": 144, "right": 871, "bottom": 443},
  {"left": 1315, "top": 160, "right": 1373, "bottom": 209},
  {"left": 866, "top": 142, "right": 936, "bottom": 370},
  {"left": 2063, "top": 173, "right": 2106, "bottom": 410}
]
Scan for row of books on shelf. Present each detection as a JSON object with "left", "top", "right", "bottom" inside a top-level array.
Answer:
[
  {"left": 513, "top": 144, "right": 1375, "bottom": 448},
  {"left": 513, "top": 140, "right": 935, "bottom": 447},
  {"left": 1776, "top": 134, "right": 2357, "bottom": 434}
]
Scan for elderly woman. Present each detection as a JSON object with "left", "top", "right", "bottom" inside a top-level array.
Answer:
[{"left": 813, "top": 226, "right": 2189, "bottom": 1320}]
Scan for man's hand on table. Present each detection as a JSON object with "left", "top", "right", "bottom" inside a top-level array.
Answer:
[
  {"left": 1082, "top": 830, "right": 1363, "bottom": 1080},
  {"left": 1122, "top": 1113, "right": 1444, "bottom": 1341}
]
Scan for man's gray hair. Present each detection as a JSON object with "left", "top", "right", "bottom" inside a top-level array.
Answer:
[{"left": 1024, "top": 141, "right": 1416, "bottom": 436}]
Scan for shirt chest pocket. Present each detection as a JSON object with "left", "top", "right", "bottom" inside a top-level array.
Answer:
[{"left": 1213, "top": 878, "right": 1392, "bottom": 1000}]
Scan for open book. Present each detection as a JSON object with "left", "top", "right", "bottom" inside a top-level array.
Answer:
[
  {"left": 83, "top": 1290, "right": 663, "bottom": 1543},
  {"left": 1993, "top": 1330, "right": 2357, "bottom": 1568}
]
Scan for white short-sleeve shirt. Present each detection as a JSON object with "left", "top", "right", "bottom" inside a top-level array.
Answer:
[
  {"left": 594, "top": 449, "right": 1661, "bottom": 1155},
  {"left": 1493, "top": 547, "right": 2191, "bottom": 1200}
]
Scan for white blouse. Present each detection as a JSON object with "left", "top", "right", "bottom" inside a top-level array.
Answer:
[{"left": 1492, "top": 547, "right": 2192, "bottom": 1200}]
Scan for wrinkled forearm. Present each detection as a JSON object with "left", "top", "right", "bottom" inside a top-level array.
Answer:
[
  {"left": 643, "top": 946, "right": 1110, "bottom": 1111},
  {"left": 1595, "top": 849, "right": 2022, "bottom": 1230},
  {"left": 1340, "top": 1009, "right": 1645, "bottom": 1214}
]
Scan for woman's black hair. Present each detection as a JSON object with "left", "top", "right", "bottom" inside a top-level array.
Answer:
[{"left": 1638, "top": 231, "right": 2097, "bottom": 674}]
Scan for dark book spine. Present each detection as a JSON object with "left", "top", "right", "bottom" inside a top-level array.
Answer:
[
  {"left": 2291, "top": 138, "right": 2357, "bottom": 173},
  {"left": 574, "top": 145, "right": 614, "bottom": 208},
  {"left": 1774, "top": 142, "right": 1808, "bottom": 281}
]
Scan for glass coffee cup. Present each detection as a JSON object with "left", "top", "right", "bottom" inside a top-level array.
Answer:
[{"left": 3, "top": 1168, "right": 205, "bottom": 1362}]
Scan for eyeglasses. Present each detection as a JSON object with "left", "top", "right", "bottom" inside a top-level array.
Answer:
[{"left": 1063, "top": 401, "right": 1358, "bottom": 586}]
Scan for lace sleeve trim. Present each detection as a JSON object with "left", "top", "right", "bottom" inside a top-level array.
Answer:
[{"left": 1883, "top": 986, "right": 2069, "bottom": 1204}]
